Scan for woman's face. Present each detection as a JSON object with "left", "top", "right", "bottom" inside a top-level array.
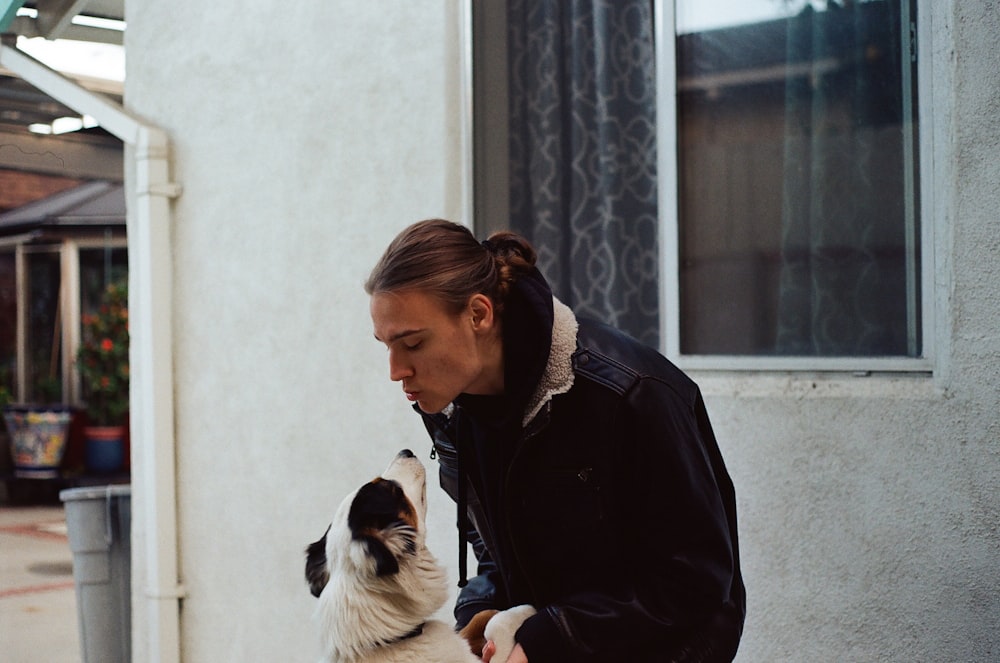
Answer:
[{"left": 371, "top": 289, "right": 501, "bottom": 414}]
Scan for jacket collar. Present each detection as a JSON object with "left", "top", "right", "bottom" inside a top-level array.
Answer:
[
  {"left": 432, "top": 295, "right": 577, "bottom": 428},
  {"left": 521, "top": 296, "right": 577, "bottom": 427}
]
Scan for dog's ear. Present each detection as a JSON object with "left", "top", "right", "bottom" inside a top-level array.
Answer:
[{"left": 305, "top": 525, "right": 330, "bottom": 598}]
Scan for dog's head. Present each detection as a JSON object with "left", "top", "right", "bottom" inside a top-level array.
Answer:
[{"left": 305, "top": 449, "right": 428, "bottom": 598}]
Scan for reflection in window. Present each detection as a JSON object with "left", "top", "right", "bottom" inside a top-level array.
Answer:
[
  {"left": 675, "top": 0, "right": 920, "bottom": 357},
  {"left": 80, "top": 246, "right": 128, "bottom": 317},
  {"left": 25, "top": 250, "right": 63, "bottom": 403}
]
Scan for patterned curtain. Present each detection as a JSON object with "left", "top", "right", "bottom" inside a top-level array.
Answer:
[
  {"left": 506, "top": 0, "right": 659, "bottom": 347},
  {"left": 776, "top": 2, "right": 913, "bottom": 356}
]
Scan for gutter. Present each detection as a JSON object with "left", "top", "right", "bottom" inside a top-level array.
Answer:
[{"left": 0, "top": 38, "right": 184, "bottom": 663}]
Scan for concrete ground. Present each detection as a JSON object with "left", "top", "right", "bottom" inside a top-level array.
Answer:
[{"left": 0, "top": 503, "right": 81, "bottom": 662}]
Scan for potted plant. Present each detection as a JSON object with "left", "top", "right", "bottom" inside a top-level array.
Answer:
[
  {"left": 2, "top": 376, "right": 74, "bottom": 478},
  {"left": 76, "top": 280, "right": 129, "bottom": 473}
]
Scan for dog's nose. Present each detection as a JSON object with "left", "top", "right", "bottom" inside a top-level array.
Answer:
[{"left": 397, "top": 449, "right": 415, "bottom": 459}]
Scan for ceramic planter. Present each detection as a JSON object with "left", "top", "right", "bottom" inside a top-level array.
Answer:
[{"left": 2, "top": 405, "right": 73, "bottom": 478}]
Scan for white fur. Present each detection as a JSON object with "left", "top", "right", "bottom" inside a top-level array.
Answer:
[
  {"left": 484, "top": 605, "right": 538, "bottom": 663},
  {"left": 311, "top": 452, "right": 532, "bottom": 663}
]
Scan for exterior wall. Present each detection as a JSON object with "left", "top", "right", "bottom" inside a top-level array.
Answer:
[
  {"left": 123, "top": 1, "right": 999, "bottom": 662},
  {"left": 125, "top": 2, "right": 467, "bottom": 661},
  {"left": 711, "top": 2, "right": 999, "bottom": 660},
  {"left": 0, "top": 170, "right": 83, "bottom": 213}
]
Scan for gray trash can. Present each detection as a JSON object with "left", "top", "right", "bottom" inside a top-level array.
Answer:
[{"left": 60, "top": 484, "right": 131, "bottom": 663}]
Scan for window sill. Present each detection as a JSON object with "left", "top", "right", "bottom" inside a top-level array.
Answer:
[{"left": 690, "top": 369, "right": 941, "bottom": 401}]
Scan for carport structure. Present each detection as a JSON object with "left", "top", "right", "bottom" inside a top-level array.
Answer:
[{"left": 2, "top": 4, "right": 186, "bottom": 659}]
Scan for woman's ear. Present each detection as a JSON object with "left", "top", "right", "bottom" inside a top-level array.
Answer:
[{"left": 468, "top": 293, "right": 495, "bottom": 332}]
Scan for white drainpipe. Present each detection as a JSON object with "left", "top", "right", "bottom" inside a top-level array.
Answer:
[{"left": 0, "top": 40, "right": 184, "bottom": 663}]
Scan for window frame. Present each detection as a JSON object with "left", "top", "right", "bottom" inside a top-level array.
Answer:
[{"left": 655, "top": 0, "right": 935, "bottom": 373}]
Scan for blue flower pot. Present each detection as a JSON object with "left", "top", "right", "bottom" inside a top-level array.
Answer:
[{"left": 84, "top": 426, "right": 126, "bottom": 474}]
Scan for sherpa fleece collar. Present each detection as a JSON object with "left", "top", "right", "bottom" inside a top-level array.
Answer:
[
  {"left": 438, "top": 295, "right": 577, "bottom": 427},
  {"left": 522, "top": 296, "right": 577, "bottom": 427}
]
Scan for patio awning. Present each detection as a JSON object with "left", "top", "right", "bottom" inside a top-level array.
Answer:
[{"left": 0, "top": 179, "right": 124, "bottom": 236}]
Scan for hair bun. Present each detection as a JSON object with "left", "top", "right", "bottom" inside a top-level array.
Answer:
[{"left": 485, "top": 231, "right": 537, "bottom": 268}]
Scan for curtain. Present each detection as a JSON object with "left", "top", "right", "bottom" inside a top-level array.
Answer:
[
  {"left": 776, "top": 1, "right": 914, "bottom": 356},
  {"left": 506, "top": 0, "right": 659, "bottom": 347}
]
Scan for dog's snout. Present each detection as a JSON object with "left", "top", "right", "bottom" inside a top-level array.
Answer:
[{"left": 397, "top": 449, "right": 415, "bottom": 459}]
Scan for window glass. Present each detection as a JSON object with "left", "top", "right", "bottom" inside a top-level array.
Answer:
[
  {"left": 79, "top": 246, "right": 128, "bottom": 316},
  {"left": 24, "top": 250, "right": 62, "bottom": 403},
  {"left": 675, "top": 0, "right": 920, "bottom": 357},
  {"left": 77, "top": 245, "right": 128, "bottom": 414}
]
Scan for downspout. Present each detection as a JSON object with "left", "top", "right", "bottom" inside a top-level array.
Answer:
[{"left": 0, "top": 39, "right": 185, "bottom": 663}]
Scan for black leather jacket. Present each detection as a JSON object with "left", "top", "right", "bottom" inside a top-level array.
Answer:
[{"left": 419, "top": 304, "right": 745, "bottom": 662}]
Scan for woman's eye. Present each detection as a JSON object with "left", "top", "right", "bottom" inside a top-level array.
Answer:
[{"left": 404, "top": 341, "right": 422, "bottom": 351}]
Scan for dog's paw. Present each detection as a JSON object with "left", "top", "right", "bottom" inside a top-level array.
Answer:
[
  {"left": 484, "top": 605, "right": 536, "bottom": 662},
  {"left": 458, "top": 609, "right": 499, "bottom": 657}
]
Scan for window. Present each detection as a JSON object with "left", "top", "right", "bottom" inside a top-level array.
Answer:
[
  {"left": 468, "top": 0, "right": 925, "bottom": 369},
  {"left": 1, "top": 240, "right": 126, "bottom": 405},
  {"left": 664, "top": 0, "right": 924, "bottom": 369},
  {"left": 79, "top": 246, "right": 128, "bottom": 317},
  {"left": 23, "top": 247, "right": 63, "bottom": 403},
  {"left": 471, "top": 0, "right": 660, "bottom": 347}
]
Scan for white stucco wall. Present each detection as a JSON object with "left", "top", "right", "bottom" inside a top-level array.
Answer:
[
  {"left": 122, "top": 1, "right": 998, "bottom": 662},
  {"left": 125, "top": 2, "right": 468, "bottom": 660}
]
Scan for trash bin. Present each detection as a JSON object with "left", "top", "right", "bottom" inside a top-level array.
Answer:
[{"left": 60, "top": 484, "right": 131, "bottom": 663}]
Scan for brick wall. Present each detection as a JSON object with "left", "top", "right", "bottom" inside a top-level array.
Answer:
[{"left": 0, "top": 169, "right": 84, "bottom": 214}]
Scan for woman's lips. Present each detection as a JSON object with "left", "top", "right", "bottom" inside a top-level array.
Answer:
[{"left": 405, "top": 390, "right": 418, "bottom": 402}]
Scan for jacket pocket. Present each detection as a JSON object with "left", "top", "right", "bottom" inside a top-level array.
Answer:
[
  {"left": 512, "top": 466, "right": 619, "bottom": 592},
  {"left": 517, "top": 466, "right": 610, "bottom": 540}
]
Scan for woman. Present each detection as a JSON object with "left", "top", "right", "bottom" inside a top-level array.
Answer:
[{"left": 366, "top": 219, "right": 745, "bottom": 662}]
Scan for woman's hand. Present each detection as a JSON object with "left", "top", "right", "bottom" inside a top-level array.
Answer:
[{"left": 482, "top": 641, "right": 528, "bottom": 663}]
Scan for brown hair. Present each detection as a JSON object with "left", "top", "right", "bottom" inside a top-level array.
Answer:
[{"left": 365, "top": 219, "right": 537, "bottom": 316}]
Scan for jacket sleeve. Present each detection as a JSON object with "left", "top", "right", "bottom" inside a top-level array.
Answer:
[
  {"left": 515, "top": 379, "right": 742, "bottom": 662},
  {"left": 454, "top": 525, "right": 502, "bottom": 628}
]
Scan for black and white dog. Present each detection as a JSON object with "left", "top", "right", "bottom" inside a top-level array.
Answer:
[{"left": 305, "top": 449, "right": 534, "bottom": 663}]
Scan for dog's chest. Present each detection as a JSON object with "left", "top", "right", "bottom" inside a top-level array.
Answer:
[{"left": 336, "top": 621, "right": 479, "bottom": 663}]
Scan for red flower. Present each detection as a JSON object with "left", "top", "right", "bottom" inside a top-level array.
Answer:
[{"left": 76, "top": 280, "right": 130, "bottom": 426}]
